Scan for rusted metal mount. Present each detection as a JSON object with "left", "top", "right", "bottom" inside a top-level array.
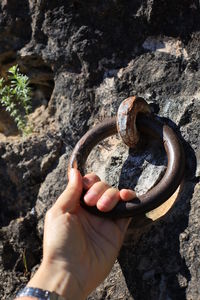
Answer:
[{"left": 68, "top": 96, "right": 185, "bottom": 218}]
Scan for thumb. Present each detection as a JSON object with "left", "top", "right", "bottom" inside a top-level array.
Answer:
[{"left": 54, "top": 168, "right": 83, "bottom": 213}]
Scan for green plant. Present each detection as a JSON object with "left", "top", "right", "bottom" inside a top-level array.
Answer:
[{"left": 0, "top": 65, "right": 32, "bottom": 135}]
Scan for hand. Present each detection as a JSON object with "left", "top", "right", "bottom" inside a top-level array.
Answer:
[{"left": 24, "top": 169, "right": 135, "bottom": 300}]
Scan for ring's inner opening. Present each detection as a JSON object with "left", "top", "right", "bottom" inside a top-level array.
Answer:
[{"left": 84, "top": 133, "right": 167, "bottom": 195}]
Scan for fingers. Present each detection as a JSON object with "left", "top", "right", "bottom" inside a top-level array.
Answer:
[
  {"left": 52, "top": 167, "right": 135, "bottom": 226},
  {"left": 84, "top": 181, "right": 110, "bottom": 206},
  {"left": 97, "top": 188, "right": 120, "bottom": 212},
  {"left": 54, "top": 168, "right": 83, "bottom": 213},
  {"left": 83, "top": 177, "right": 137, "bottom": 213},
  {"left": 84, "top": 181, "right": 120, "bottom": 212},
  {"left": 82, "top": 173, "right": 101, "bottom": 189},
  {"left": 119, "top": 189, "right": 137, "bottom": 201}
]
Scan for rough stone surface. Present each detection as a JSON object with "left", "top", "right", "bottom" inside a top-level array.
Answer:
[{"left": 0, "top": 1, "right": 199, "bottom": 299}]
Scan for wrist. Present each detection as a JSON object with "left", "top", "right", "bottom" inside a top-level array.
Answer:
[{"left": 27, "top": 261, "right": 85, "bottom": 300}]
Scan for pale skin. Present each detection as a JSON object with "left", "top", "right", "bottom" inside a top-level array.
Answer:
[{"left": 15, "top": 168, "right": 135, "bottom": 300}]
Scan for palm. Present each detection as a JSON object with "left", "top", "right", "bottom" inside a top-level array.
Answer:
[{"left": 71, "top": 206, "right": 127, "bottom": 295}]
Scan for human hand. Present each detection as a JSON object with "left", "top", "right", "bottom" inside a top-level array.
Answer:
[{"left": 25, "top": 169, "right": 135, "bottom": 300}]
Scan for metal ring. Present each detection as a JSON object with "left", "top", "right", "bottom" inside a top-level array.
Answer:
[{"left": 68, "top": 115, "right": 185, "bottom": 219}]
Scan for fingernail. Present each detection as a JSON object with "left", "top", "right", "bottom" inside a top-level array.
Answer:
[{"left": 69, "top": 168, "right": 76, "bottom": 182}]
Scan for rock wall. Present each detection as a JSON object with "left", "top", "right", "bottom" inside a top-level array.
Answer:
[{"left": 0, "top": 1, "right": 199, "bottom": 299}]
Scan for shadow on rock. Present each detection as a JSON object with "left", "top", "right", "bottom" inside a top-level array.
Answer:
[{"left": 118, "top": 117, "right": 196, "bottom": 300}]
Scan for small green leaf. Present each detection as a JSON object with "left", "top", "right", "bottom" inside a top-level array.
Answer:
[{"left": 0, "top": 64, "right": 33, "bottom": 136}]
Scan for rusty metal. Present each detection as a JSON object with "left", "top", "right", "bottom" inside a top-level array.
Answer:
[
  {"left": 68, "top": 97, "right": 185, "bottom": 219},
  {"left": 117, "top": 96, "right": 151, "bottom": 148}
]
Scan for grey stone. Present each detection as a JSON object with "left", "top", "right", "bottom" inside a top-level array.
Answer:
[{"left": 0, "top": 1, "right": 199, "bottom": 299}]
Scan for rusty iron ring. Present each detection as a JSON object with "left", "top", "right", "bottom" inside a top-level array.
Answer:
[{"left": 68, "top": 108, "right": 185, "bottom": 219}]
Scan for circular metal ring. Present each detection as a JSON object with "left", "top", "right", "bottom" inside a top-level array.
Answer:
[{"left": 68, "top": 115, "right": 185, "bottom": 218}]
